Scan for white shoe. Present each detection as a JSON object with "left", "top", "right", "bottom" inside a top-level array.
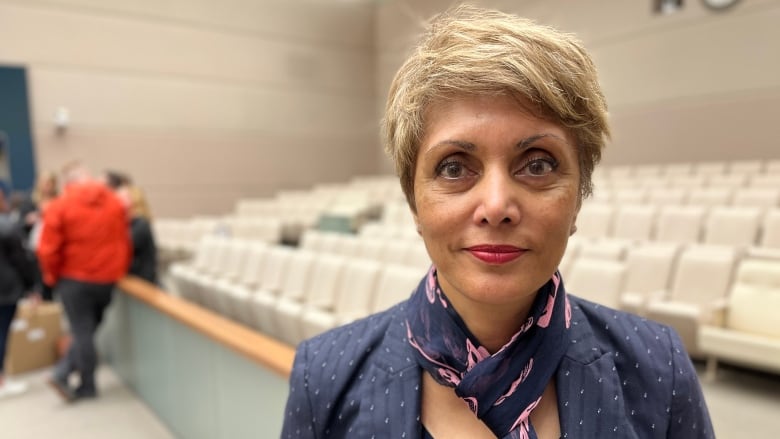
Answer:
[{"left": 0, "top": 380, "right": 28, "bottom": 399}]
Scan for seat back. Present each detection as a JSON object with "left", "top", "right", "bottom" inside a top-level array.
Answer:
[
  {"left": 732, "top": 188, "right": 780, "bottom": 210},
  {"left": 703, "top": 206, "right": 762, "bottom": 247},
  {"left": 257, "top": 245, "right": 294, "bottom": 294},
  {"left": 276, "top": 250, "right": 317, "bottom": 301},
  {"left": 565, "top": 258, "right": 626, "bottom": 308},
  {"left": 236, "top": 242, "right": 269, "bottom": 288},
  {"left": 612, "top": 204, "right": 657, "bottom": 241},
  {"left": 669, "top": 245, "right": 738, "bottom": 307},
  {"left": 726, "top": 259, "right": 780, "bottom": 338},
  {"left": 303, "top": 255, "right": 347, "bottom": 309},
  {"left": 655, "top": 205, "right": 706, "bottom": 244},
  {"left": 687, "top": 188, "right": 733, "bottom": 208},
  {"left": 576, "top": 202, "right": 614, "bottom": 240},
  {"left": 371, "top": 265, "right": 423, "bottom": 313},
  {"left": 760, "top": 208, "right": 780, "bottom": 249},
  {"left": 623, "top": 243, "right": 680, "bottom": 297},
  {"left": 333, "top": 258, "right": 382, "bottom": 319}
]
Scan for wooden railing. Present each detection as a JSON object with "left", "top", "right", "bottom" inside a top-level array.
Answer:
[{"left": 117, "top": 276, "right": 295, "bottom": 378}]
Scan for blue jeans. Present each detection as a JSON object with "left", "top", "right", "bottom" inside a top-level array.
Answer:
[{"left": 0, "top": 302, "right": 18, "bottom": 375}]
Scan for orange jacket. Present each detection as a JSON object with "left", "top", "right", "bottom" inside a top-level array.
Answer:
[{"left": 37, "top": 181, "right": 132, "bottom": 286}]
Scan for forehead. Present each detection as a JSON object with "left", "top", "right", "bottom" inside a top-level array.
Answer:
[{"left": 419, "top": 93, "right": 574, "bottom": 150}]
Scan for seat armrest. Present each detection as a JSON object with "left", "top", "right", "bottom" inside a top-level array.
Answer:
[{"left": 704, "top": 298, "right": 729, "bottom": 326}]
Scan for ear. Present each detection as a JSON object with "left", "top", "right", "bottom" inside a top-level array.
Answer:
[
  {"left": 570, "top": 200, "right": 581, "bottom": 236},
  {"left": 412, "top": 209, "right": 422, "bottom": 236}
]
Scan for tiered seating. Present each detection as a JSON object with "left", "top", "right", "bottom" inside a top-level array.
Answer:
[
  {"left": 163, "top": 158, "right": 779, "bottom": 376},
  {"left": 562, "top": 158, "right": 779, "bottom": 373},
  {"left": 643, "top": 245, "right": 739, "bottom": 357},
  {"left": 699, "top": 258, "right": 780, "bottom": 376}
]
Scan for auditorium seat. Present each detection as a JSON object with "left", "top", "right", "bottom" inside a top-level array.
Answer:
[
  {"left": 748, "top": 174, "right": 780, "bottom": 189},
  {"left": 655, "top": 205, "right": 706, "bottom": 245},
  {"left": 703, "top": 206, "right": 762, "bottom": 248},
  {"left": 198, "top": 239, "right": 251, "bottom": 313},
  {"left": 247, "top": 245, "right": 296, "bottom": 332},
  {"left": 699, "top": 258, "right": 780, "bottom": 377},
  {"left": 759, "top": 208, "right": 780, "bottom": 249},
  {"left": 273, "top": 254, "right": 347, "bottom": 346},
  {"left": 576, "top": 238, "right": 631, "bottom": 261},
  {"left": 687, "top": 187, "right": 734, "bottom": 208},
  {"left": 765, "top": 159, "right": 780, "bottom": 175},
  {"left": 663, "top": 162, "right": 693, "bottom": 176},
  {"left": 611, "top": 188, "right": 647, "bottom": 205},
  {"left": 565, "top": 257, "right": 626, "bottom": 309},
  {"left": 705, "top": 173, "right": 748, "bottom": 189},
  {"left": 694, "top": 161, "right": 728, "bottom": 176},
  {"left": 619, "top": 242, "right": 680, "bottom": 315},
  {"left": 575, "top": 202, "right": 614, "bottom": 240},
  {"left": 645, "top": 244, "right": 739, "bottom": 357},
  {"left": 168, "top": 235, "right": 219, "bottom": 302},
  {"left": 669, "top": 175, "right": 707, "bottom": 190},
  {"left": 300, "top": 258, "right": 383, "bottom": 340},
  {"left": 646, "top": 187, "right": 687, "bottom": 206},
  {"left": 370, "top": 265, "right": 423, "bottom": 313},
  {"left": 731, "top": 187, "right": 780, "bottom": 211},
  {"left": 612, "top": 204, "right": 657, "bottom": 242},
  {"left": 218, "top": 242, "right": 269, "bottom": 326},
  {"left": 728, "top": 159, "right": 764, "bottom": 175},
  {"left": 356, "top": 237, "right": 388, "bottom": 262}
]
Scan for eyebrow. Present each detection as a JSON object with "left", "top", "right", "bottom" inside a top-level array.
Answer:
[{"left": 428, "top": 133, "right": 568, "bottom": 153}]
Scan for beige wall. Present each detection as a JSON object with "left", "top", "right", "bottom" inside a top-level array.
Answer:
[
  {"left": 0, "top": 0, "right": 377, "bottom": 217},
  {"left": 374, "top": 0, "right": 780, "bottom": 170},
  {"left": 4, "top": 0, "right": 779, "bottom": 216}
]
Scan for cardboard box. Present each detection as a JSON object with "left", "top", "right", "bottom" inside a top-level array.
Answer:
[{"left": 3, "top": 301, "right": 63, "bottom": 375}]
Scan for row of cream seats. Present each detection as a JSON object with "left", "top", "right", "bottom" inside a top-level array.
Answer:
[
  {"left": 596, "top": 159, "right": 780, "bottom": 179},
  {"left": 560, "top": 239, "right": 780, "bottom": 376},
  {"left": 576, "top": 204, "right": 780, "bottom": 251},
  {"left": 588, "top": 186, "right": 780, "bottom": 209},
  {"left": 168, "top": 234, "right": 430, "bottom": 346}
]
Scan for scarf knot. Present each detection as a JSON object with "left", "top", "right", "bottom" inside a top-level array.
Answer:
[{"left": 406, "top": 267, "right": 571, "bottom": 438}]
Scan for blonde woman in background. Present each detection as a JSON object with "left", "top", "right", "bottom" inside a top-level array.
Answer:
[
  {"left": 119, "top": 185, "right": 158, "bottom": 285},
  {"left": 17, "top": 171, "right": 58, "bottom": 300}
]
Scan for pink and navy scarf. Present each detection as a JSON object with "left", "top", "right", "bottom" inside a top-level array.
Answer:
[{"left": 405, "top": 267, "right": 571, "bottom": 439}]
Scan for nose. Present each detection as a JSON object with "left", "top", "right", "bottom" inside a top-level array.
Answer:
[{"left": 472, "top": 170, "right": 521, "bottom": 226}]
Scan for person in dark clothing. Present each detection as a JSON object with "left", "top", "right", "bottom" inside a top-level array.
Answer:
[
  {"left": 121, "top": 185, "right": 158, "bottom": 285},
  {"left": 0, "top": 190, "right": 37, "bottom": 399}
]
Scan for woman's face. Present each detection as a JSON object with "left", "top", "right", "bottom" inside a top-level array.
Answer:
[{"left": 412, "top": 94, "right": 580, "bottom": 315}]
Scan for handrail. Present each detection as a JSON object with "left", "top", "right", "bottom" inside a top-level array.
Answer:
[{"left": 117, "top": 276, "right": 295, "bottom": 378}]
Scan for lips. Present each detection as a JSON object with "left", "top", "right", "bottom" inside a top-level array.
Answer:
[{"left": 466, "top": 245, "right": 525, "bottom": 264}]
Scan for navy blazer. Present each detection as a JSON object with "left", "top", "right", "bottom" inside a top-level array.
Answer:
[{"left": 282, "top": 295, "right": 714, "bottom": 438}]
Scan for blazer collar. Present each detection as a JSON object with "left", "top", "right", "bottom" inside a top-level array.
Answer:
[
  {"left": 556, "top": 299, "right": 640, "bottom": 439},
  {"left": 365, "top": 299, "right": 640, "bottom": 438},
  {"left": 364, "top": 302, "right": 424, "bottom": 438}
]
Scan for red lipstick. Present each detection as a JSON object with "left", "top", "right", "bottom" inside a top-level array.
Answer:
[{"left": 467, "top": 245, "right": 525, "bottom": 264}]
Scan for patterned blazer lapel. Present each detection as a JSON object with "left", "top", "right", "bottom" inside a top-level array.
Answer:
[
  {"left": 556, "top": 303, "right": 640, "bottom": 439},
  {"left": 360, "top": 303, "right": 423, "bottom": 438}
]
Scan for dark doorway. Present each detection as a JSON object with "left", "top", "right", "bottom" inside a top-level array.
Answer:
[{"left": 0, "top": 66, "right": 37, "bottom": 191}]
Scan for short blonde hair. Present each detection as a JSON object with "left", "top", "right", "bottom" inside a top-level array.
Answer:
[
  {"left": 382, "top": 5, "right": 610, "bottom": 211},
  {"left": 127, "top": 186, "right": 153, "bottom": 221}
]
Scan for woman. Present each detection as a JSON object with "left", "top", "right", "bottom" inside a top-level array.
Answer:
[
  {"left": 121, "top": 185, "right": 159, "bottom": 285},
  {"left": 282, "top": 6, "right": 713, "bottom": 438}
]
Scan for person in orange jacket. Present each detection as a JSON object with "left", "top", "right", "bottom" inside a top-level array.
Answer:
[{"left": 36, "top": 161, "right": 131, "bottom": 402}]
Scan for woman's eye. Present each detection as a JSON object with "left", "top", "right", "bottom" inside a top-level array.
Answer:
[
  {"left": 521, "top": 158, "right": 557, "bottom": 176},
  {"left": 437, "top": 161, "right": 468, "bottom": 179}
]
